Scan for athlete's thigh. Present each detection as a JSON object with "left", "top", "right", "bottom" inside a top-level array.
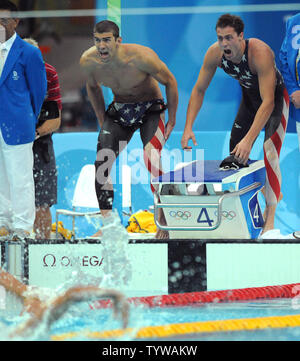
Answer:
[
  {"left": 97, "top": 115, "right": 135, "bottom": 157},
  {"left": 139, "top": 111, "right": 165, "bottom": 147},
  {"left": 230, "top": 97, "right": 255, "bottom": 152},
  {"left": 264, "top": 87, "right": 284, "bottom": 141}
]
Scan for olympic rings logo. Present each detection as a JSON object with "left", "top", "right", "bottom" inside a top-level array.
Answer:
[
  {"left": 169, "top": 210, "right": 191, "bottom": 220},
  {"left": 214, "top": 210, "right": 236, "bottom": 220}
]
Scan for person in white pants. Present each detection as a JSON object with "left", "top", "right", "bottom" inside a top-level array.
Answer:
[
  {"left": 0, "top": 134, "right": 35, "bottom": 238},
  {"left": 0, "top": 1, "right": 47, "bottom": 240}
]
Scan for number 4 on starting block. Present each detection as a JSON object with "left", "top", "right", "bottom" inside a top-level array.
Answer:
[
  {"left": 197, "top": 208, "right": 214, "bottom": 227},
  {"left": 248, "top": 193, "right": 264, "bottom": 228}
]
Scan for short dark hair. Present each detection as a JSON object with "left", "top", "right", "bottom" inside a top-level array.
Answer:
[
  {"left": 215, "top": 13, "right": 244, "bottom": 35},
  {"left": 94, "top": 20, "right": 120, "bottom": 39},
  {"left": 0, "top": 0, "right": 18, "bottom": 13}
]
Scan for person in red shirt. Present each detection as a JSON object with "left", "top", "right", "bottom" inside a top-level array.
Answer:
[{"left": 24, "top": 38, "right": 62, "bottom": 239}]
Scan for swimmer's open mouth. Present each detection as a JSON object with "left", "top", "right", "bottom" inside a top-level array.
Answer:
[
  {"left": 224, "top": 49, "right": 231, "bottom": 55},
  {"left": 99, "top": 51, "right": 109, "bottom": 57}
]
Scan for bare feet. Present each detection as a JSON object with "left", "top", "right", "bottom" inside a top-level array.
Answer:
[
  {"left": 262, "top": 189, "right": 283, "bottom": 221},
  {"left": 89, "top": 210, "right": 112, "bottom": 238},
  {"left": 261, "top": 205, "right": 277, "bottom": 234},
  {"left": 155, "top": 208, "right": 169, "bottom": 239},
  {"left": 261, "top": 192, "right": 283, "bottom": 235},
  {"left": 91, "top": 229, "right": 102, "bottom": 238},
  {"left": 155, "top": 229, "right": 169, "bottom": 239}
]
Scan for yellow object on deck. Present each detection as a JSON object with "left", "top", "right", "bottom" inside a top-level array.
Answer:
[
  {"left": 51, "top": 221, "right": 74, "bottom": 240},
  {"left": 126, "top": 210, "right": 157, "bottom": 234}
]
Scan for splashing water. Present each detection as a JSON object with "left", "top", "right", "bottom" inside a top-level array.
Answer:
[
  {"left": 0, "top": 210, "right": 133, "bottom": 340},
  {"left": 99, "top": 210, "right": 132, "bottom": 289}
]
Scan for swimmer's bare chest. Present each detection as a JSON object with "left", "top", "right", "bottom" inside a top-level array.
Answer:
[{"left": 94, "top": 63, "right": 161, "bottom": 102}]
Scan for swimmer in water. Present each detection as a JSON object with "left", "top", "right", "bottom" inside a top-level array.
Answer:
[{"left": 0, "top": 268, "right": 129, "bottom": 338}]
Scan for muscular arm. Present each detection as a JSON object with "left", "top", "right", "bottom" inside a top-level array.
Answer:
[
  {"left": 0, "top": 268, "right": 27, "bottom": 298},
  {"left": 0, "top": 268, "right": 46, "bottom": 318},
  {"left": 80, "top": 55, "right": 106, "bottom": 128},
  {"left": 232, "top": 42, "right": 276, "bottom": 162},
  {"left": 181, "top": 45, "right": 219, "bottom": 149},
  {"left": 11, "top": 286, "right": 129, "bottom": 337},
  {"left": 86, "top": 81, "right": 106, "bottom": 128},
  {"left": 135, "top": 49, "right": 178, "bottom": 140}
]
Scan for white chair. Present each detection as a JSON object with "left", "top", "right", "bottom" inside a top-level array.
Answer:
[
  {"left": 55, "top": 164, "right": 100, "bottom": 238},
  {"left": 55, "top": 164, "right": 132, "bottom": 238}
]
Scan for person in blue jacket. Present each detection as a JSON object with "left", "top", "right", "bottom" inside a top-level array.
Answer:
[
  {"left": 279, "top": 12, "right": 300, "bottom": 150},
  {"left": 0, "top": 1, "right": 47, "bottom": 240}
]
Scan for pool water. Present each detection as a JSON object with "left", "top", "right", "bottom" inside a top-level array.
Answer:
[{"left": 1, "top": 297, "right": 300, "bottom": 341}]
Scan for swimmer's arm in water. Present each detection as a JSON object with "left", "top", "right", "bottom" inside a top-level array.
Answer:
[
  {"left": 181, "top": 43, "right": 220, "bottom": 150},
  {"left": 0, "top": 268, "right": 45, "bottom": 317},
  {"left": 80, "top": 54, "right": 106, "bottom": 128},
  {"left": 134, "top": 47, "right": 178, "bottom": 141},
  {"left": 47, "top": 286, "right": 129, "bottom": 328},
  {"left": 11, "top": 286, "right": 129, "bottom": 338},
  {"left": 231, "top": 42, "right": 276, "bottom": 163},
  {"left": 0, "top": 268, "right": 27, "bottom": 299}
]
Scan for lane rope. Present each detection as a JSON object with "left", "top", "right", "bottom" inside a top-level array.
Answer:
[
  {"left": 51, "top": 283, "right": 300, "bottom": 340},
  {"left": 52, "top": 313, "right": 300, "bottom": 341},
  {"left": 90, "top": 283, "right": 300, "bottom": 309}
]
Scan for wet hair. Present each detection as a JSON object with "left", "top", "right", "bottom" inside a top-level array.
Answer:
[
  {"left": 215, "top": 13, "right": 244, "bottom": 35},
  {"left": 0, "top": 0, "right": 18, "bottom": 13},
  {"left": 94, "top": 20, "right": 120, "bottom": 39}
]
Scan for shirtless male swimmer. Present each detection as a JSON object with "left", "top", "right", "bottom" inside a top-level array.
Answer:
[{"left": 80, "top": 20, "right": 178, "bottom": 239}]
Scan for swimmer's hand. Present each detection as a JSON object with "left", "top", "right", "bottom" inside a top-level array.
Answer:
[
  {"left": 108, "top": 289, "right": 129, "bottom": 329},
  {"left": 11, "top": 296, "right": 47, "bottom": 338},
  {"left": 22, "top": 295, "right": 46, "bottom": 319},
  {"left": 231, "top": 137, "right": 252, "bottom": 165},
  {"left": 181, "top": 129, "right": 197, "bottom": 150}
]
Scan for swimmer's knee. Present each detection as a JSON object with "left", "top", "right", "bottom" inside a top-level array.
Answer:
[
  {"left": 95, "top": 186, "right": 114, "bottom": 210},
  {"left": 95, "top": 160, "right": 114, "bottom": 210},
  {"left": 95, "top": 160, "right": 112, "bottom": 185}
]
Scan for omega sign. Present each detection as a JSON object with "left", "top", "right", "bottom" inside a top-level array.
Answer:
[{"left": 43, "top": 254, "right": 104, "bottom": 267}]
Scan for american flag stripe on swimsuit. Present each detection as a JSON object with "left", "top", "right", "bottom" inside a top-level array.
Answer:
[
  {"left": 263, "top": 88, "right": 289, "bottom": 204},
  {"left": 143, "top": 115, "right": 165, "bottom": 193}
]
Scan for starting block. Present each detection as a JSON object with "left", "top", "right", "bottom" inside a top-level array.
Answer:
[{"left": 152, "top": 160, "right": 266, "bottom": 239}]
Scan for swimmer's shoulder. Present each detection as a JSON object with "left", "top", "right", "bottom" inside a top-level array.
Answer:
[
  {"left": 80, "top": 46, "right": 99, "bottom": 69},
  {"left": 121, "top": 43, "right": 161, "bottom": 64},
  {"left": 247, "top": 38, "right": 274, "bottom": 58},
  {"left": 205, "top": 42, "right": 223, "bottom": 68}
]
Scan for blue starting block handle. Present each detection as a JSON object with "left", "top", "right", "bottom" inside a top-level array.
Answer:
[{"left": 154, "top": 182, "right": 261, "bottom": 231}]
